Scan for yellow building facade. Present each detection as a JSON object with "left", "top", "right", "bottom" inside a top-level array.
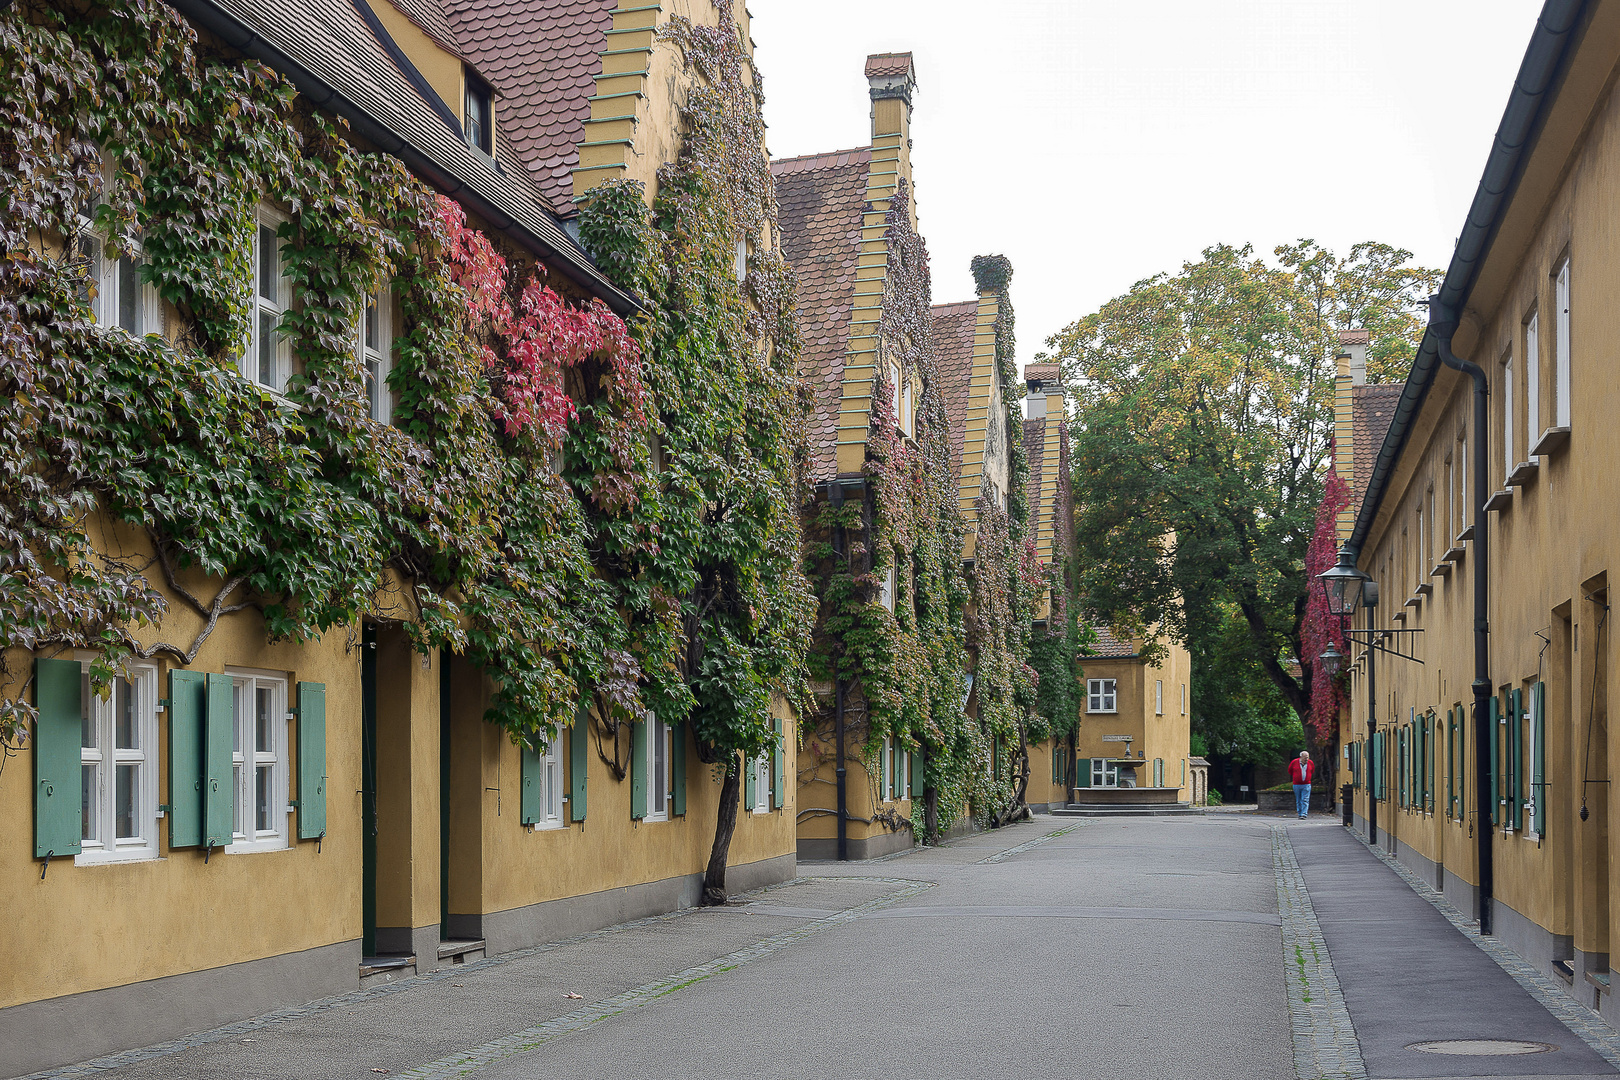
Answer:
[
  {"left": 1, "top": 0, "right": 798, "bottom": 1073},
  {"left": 1338, "top": 0, "right": 1620, "bottom": 1019}
]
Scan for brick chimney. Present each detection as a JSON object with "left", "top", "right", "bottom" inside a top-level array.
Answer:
[{"left": 866, "top": 52, "right": 917, "bottom": 228}]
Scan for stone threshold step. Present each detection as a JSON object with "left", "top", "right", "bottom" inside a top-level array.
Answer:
[
  {"left": 1051, "top": 807, "right": 1206, "bottom": 817},
  {"left": 359, "top": 954, "right": 416, "bottom": 989},
  {"left": 438, "top": 939, "right": 486, "bottom": 964}
]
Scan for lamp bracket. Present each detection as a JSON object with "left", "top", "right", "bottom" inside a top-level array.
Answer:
[{"left": 1342, "top": 627, "right": 1425, "bottom": 665}]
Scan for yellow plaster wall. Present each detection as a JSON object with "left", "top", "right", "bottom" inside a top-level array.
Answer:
[
  {"left": 1348, "top": 20, "right": 1620, "bottom": 956},
  {"left": 363, "top": 0, "right": 464, "bottom": 121},
  {"left": 1073, "top": 642, "right": 1193, "bottom": 799},
  {"left": 2, "top": 518, "right": 361, "bottom": 1009}
]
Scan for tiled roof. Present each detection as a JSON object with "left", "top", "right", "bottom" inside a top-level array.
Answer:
[
  {"left": 864, "top": 52, "right": 913, "bottom": 78},
  {"left": 932, "top": 299, "right": 978, "bottom": 477},
  {"left": 1339, "top": 328, "right": 1370, "bottom": 346},
  {"left": 1023, "top": 361, "right": 1059, "bottom": 383},
  {"left": 187, "top": 0, "right": 632, "bottom": 309},
  {"left": 1351, "top": 384, "right": 1402, "bottom": 515},
  {"left": 1023, "top": 416, "right": 1046, "bottom": 516},
  {"left": 382, "top": 0, "right": 465, "bottom": 57},
  {"left": 442, "top": 0, "right": 614, "bottom": 214},
  {"left": 1085, "top": 624, "right": 1136, "bottom": 658},
  {"left": 773, "top": 146, "right": 872, "bottom": 481}
]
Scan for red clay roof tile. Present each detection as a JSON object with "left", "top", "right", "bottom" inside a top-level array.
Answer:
[
  {"left": 933, "top": 299, "right": 979, "bottom": 478},
  {"left": 773, "top": 146, "right": 873, "bottom": 482},
  {"left": 864, "top": 52, "right": 913, "bottom": 78}
]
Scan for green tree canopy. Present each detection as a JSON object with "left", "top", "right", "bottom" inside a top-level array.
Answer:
[{"left": 1042, "top": 241, "right": 1436, "bottom": 757}]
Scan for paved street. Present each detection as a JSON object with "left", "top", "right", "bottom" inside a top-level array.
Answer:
[{"left": 29, "top": 814, "right": 1620, "bottom": 1080}]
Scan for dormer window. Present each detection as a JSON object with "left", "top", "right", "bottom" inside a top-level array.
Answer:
[{"left": 464, "top": 71, "right": 493, "bottom": 156}]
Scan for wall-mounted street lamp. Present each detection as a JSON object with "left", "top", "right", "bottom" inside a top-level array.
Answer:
[{"left": 1315, "top": 542, "right": 1423, "bottom": 847}]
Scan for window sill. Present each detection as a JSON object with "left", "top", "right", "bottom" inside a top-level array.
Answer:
[
  {"left": 1391, "top": 610, "right": 1406, "bottom": 624},
  {"left": 1455, "top": 524, "right": 1475, "bottom": 543},
  {"left": 1404, "top": 594, "right": 1422, "bottom": 609},
  {"left": 1430, "top": 561, "right": 1451, "bottom": 579},
  {"left": 1508, "top": 459, "right": 1539, "bottom": 486},
  {"left": 224, "top": 837, "right": 289, "bottom": 855},
  {"left": 1483, "top": 488, "right": 1513, "bottom": 512},
  {"left": 1087, "top": 710, "right": 1118, "bottom": 715},
  {"left": 527, "top": 821, "right": 566, "bottom": 832},
  {"left": 1530, "top": 426, "right": 1570, "bottom": 456},
  {"left": 75, "top": 846, "right": 160, "bottom": 867},
  {"left": 1414, "top": 582, "right": 1433, "bottom": 598},
  {"left": 1443, "top": 544, "right": 1466, "bottom": 565}
]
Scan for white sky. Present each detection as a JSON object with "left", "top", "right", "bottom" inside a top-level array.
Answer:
[{"left": 751, "top": 0, "right": 1546, "bottom": 371}]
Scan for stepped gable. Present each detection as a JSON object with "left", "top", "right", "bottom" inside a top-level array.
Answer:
[
  {"left": 932, "top": 299, "right": 979, "bottom": 478},
  {"left": 1351, "top": 384, "right": 1403, "bottom": 514},
  {"left": 443, "top": 0, "right": 616, "bottom": 213},
  {"left": 772, "top": 146, "right": 874, "bottom": 481}
]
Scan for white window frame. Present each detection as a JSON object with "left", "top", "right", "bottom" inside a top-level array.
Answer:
[
  {"left": 246, "top": 206, "right": 291, "bottom": 393},
  {"left": 735, "top": 236, "right": 748, "bottom": 282},
  {"left": 882, "top": 735, "right": 894, "bottom": 801},
  {"left": 225, "top": 669, "right": 289, "bottom": 854},
  {"left": 76, "top": 660, "right": 160, "bottom": 866},
  {"left": 1525, "top": 688, "right": 1541, "bottom": 840},
  {"left": 753, "top": 751, "right": 771, "bottom": 814},
  {"left": 645, "top": 717, "right": 673, "bottom": 822},
  {"left": 358, "top": 289, "right": 393, "bottom": 424},
  {"left": 878, "top": 563, "right": 895, "bottom": 612},
  {"left": 1087, "top": 678, "right": 1117, "bottom": 714},
  {"left": 889, "top": 361, "right": 902, "bottom": 430},
  {"left": 1090, "top": 758, "right": 1118, "bottom": 789},
  {"left": 1154, "top": 679, "right": 1163, "bottom": 716},
  {"left": 1525, "top": 310, "right": 1540, "bottom": 446},
  {"left": 1457, "top": 433, "right": 1469, "bottom": 533},
  {"left": 1555, "top": 261, "right": 1571, "bottom": 428},
  {"left": 1180, "top": 683, "right": 1187, "bottom": 716},
  {"left": 1502, "top": 352, "right": 1515, "bottom": 480}
]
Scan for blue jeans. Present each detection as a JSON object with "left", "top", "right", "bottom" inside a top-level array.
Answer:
[{"left": 1293, "top": 783, "right": 1311, "bottom": 817}]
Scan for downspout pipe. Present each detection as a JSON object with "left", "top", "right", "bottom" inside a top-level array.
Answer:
[{"left": 1431, "top": 296, "right": 1495, "bottom": 936}]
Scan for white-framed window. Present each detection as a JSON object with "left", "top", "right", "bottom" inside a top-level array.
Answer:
[
  {"left": 1525, "top": 310, "right": 1540, "bottom": 444},
  {"left": 359, "top": 290, "right": 393, "bottom": 424},
  {"left": 1087, "top": 678, "right": 1116, "bottom": 714},
  {"left": 532, "top": 738, "right": 565, "bottom": 829},
  {"left": 735, "top": 236, "right": 749, "bottom": 282},
  {"left": 1444, "top": 458, "right": 1454, "bottom": 539},
  {"left": 227, "top": 670, "right": 288, "bottom": 853},
  {"left": 1426, "top": 486, "right": 1436, "bottom": 562},
  {"left": 1501, "top": 351, "right": 1515, "bottom": 479},
  {"left": 646, "top": 717, "right": 674, "bottom": 821},
  {"left": 1154, "top": 679, "right": 1163, "bottom": 716},
  {"left": 878, "top": 563, "right": 896, "bottom": 612},
  {"left": 78, "top": 662, "right": 160, "bottom": 865},
  {"left": 78, "top": 234, "right": 160, "bottom": 338},
  {"left": 247, "top": 207, "right": 291, "bottom": 393},
  {"left": 889, "top": 361, "right": 902, "bottom": 430},
  {"left": 464, "top": 70, "right": 493, "bottom": 156},
  {"left": 1180, "top": 683, "right": 1186, "bottom": 716},
  {"left": 1090, "top": 758, "right": 1118, "bottom": 788},
  {"left": 1555, "top": 260, "right": 1571, "bottom": 428},
  {"left": 899, "top": 382, "right": 914, "bottom": 439},
  {"left": 882, "top": 735, "right": 894, "bottom": 801},
  {"left": 752, "top": 751, "right": 771, "bottom": 814},
  {"left": 1457, "top": 433, "right": 1468, "bottom": 531}
]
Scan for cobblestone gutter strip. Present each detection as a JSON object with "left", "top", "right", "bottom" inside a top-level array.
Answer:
[
  {"left": 1351, "top": 829, "right": 1620, "bottom": 1069},
  {"left": 20, "top": 876, "right": 928, "bottom": 1080},
  {"left": 392, "top": 879, "right": 937, "bottom": 1079},
  {"left": 976, "top": 822, "right": 1087, "bottom": 864},
  {"left": 1273, "top": 826, "right": 1368, "bottom": 1080}
]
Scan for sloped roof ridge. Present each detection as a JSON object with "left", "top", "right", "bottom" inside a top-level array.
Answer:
[
  {"left": 931, "top": 299, "right": 978, "bottom": 316},
  {"left": 769, "top": 145, "right": 872, "bottom": 175}
]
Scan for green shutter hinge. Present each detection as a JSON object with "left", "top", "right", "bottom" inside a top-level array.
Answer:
[
  {"left": 157, "top": 803, "right": 170, "bottom": 818},
  {"left": 156, "top": 698, "right": 169, "bottom": 713}
]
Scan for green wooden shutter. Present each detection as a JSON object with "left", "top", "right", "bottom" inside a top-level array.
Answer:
[
  {"left": 1503, "top": 689, "right": 1516, "bottom": 835},
  {"left": 34, "top": 657, "right": 83, "bottom": 858},
  {"left": 1490, "top": 695, "right": 1500, "bottom": 825},
  {"left": 772, "top": 719, "right": 785, "bottom": 809},
  {"left": 520, "top": 739, "right": 540, "bottom": 825},
  {"left": 1421, "top": 715, "right": 1430, "bottom": 812},
  {"left": 204, "top": 672, "right": 234, "bottom": 849},
  {"left": 569, "top": 708, "right": 587, "bottom": 822},
  {"left": 296, "top": 682, "right": 326, "bottom": 840},
  {"left": 168, "top": 669, "right": 205, "bottom": 848},
  {"left": 1457, "top": 706, "right": 1464, "bottom": 817},
  {"left": 1077, "top": 759, "right": 1092, "bottom": 788},
  {"left": 672, "top": 721, "right": 687, "bottom": 816},
  {"left": 630, "top": 720, "right": 647, "bottom": 819},
  {"left": 911, "top": 750, "right": 923, "bottom": 799}
]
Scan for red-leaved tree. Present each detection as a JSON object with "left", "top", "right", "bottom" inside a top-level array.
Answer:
[{"left": 1301, "top": 441, "right": 1352, "bottom": 742}]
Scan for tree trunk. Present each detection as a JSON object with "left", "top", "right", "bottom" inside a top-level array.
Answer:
[
  {"left": 701, "top": 756, "right": 741, "bottom": 906},
  {"left": 924, "top": 786, "right": 939, "bottom": 846}
]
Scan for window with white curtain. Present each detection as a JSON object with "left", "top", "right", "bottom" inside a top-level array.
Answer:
[
  {"left": 228, "top": 671, "right": 288, "bottom": 853},
  {"left": 78, "top": 663, "right": 159, "bottom": 864},
  {"left": 1525, "top": 310, "right": 1540, "bottom": 446},
  {"left": 247, "top": 208, "right": 290, "bottom": 392},
  {"left": 359, "top": 291, "right": 392, "bottom": 424},
  {"left": 1502, "top": 352, "right": 1515, "bottom": 479}
]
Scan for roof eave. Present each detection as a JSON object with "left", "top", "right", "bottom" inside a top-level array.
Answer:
[
  {"left": 1347, "top": 0, "right": 1586, "bottom": 557},
  {"left": 172, "top": 0, "right": 641, "bottom": 316}
]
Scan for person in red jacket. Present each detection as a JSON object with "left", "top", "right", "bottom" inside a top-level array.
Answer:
[{"left": 1289, "top": 751, "right": 1314, "bottom": 819}]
